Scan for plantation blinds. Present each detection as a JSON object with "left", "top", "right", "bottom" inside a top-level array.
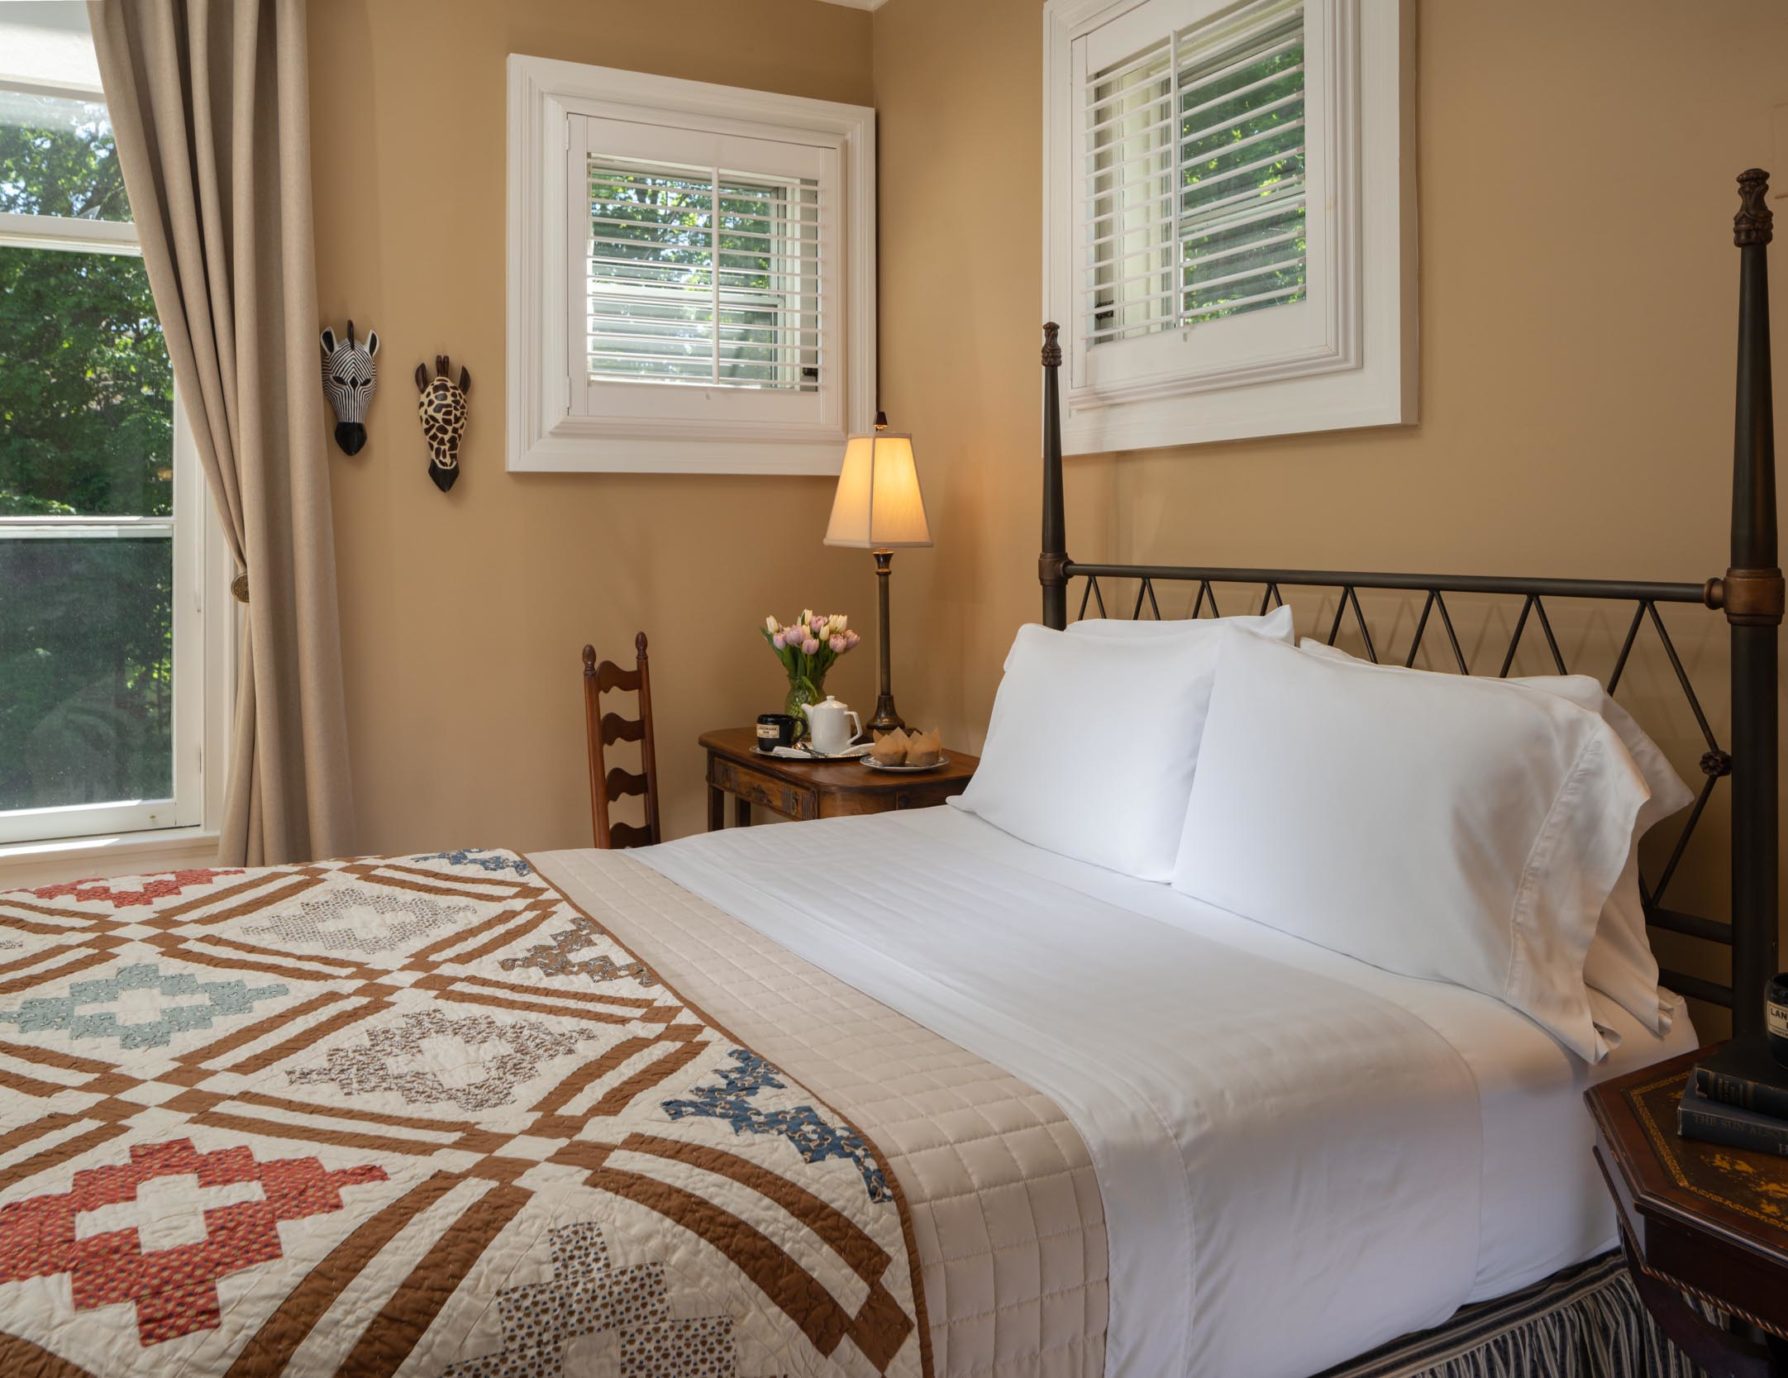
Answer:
[
  {"left": 1085, "top": 0, "right": 1307, "bottom": 348},
  {"left": 584, "top": 155, "right": 821, "bottom": 392}
]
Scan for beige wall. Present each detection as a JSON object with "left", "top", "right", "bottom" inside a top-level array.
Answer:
[
  {"left": 872, "top": 0, "right": 1788, "bottom": 1003},
  {"left": 311, "top": 0, "right": 1788, "bottom": 993},
  {"left": 875, "top": 0, "right": 1788, "bottom": 731},
  {"left": 872, "top": 0, "right": 1116, "bottom": 754},
  {"left": 308, "top": 0, "right": 878, "bottom": 852},
  {"left": 1101, "top": 2, "right": 1788, "bottom": 584}
]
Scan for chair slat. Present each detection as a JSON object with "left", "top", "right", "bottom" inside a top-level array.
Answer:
[
  {"left": 605, "top": 767, "right": 647, "bottom": 800},
  {"left": 600, "top": 712, "right": 644, "bottom": 745},
  {"left": 596, "top": 661, "right": 641, "bottom": 695},
  {"left": 607, "top": 821, "right": 654, "bottom": 848}
]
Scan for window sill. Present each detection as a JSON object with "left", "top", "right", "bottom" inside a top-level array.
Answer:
[{"left": 0, "top": 826, "right": 222, "bottom": 890}]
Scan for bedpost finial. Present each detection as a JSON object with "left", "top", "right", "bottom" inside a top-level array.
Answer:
[
  {"left": 1735, "top": 169, "right": 1773, "bottom": 246},
  {"left": 581, "top": 643, "right": 596, "bottom": 673},
  {"left": 1041, "top": 321, "right": 1063, "bottom": 367}
]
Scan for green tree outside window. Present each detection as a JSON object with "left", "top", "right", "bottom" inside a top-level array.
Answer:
[{"left": 0, "top": 93, "right": 178, "bottom": 812}]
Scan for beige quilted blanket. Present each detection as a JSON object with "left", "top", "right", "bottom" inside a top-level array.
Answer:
[
  {"left": 0, "top": 850, "right": 933, "bottom": 1376},
  {"left": 533, "top": 850, "right": 1108, "bottom": 1378}
]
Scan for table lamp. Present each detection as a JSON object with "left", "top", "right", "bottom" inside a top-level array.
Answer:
[{"left": 824, "top": 412, "right": 932, "bottom": 733}]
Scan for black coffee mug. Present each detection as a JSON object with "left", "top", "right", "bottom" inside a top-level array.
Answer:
[
  {"left": 756, "top": 713, "right": 796, "bottom": 750},
  {"left": 1768, "top": 972, "right": 1788, "bottom": 1066}
]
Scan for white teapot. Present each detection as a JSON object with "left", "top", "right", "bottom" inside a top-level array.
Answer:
[{"left": 801, "top": 695, "right": 863, "bottom": 756}]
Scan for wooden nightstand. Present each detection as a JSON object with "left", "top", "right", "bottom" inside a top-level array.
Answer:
[
  {"left": 1586, "top": 1045, "right": 1788, "bottom": 1376},
  {"left": 700, "top": 727, "right": 978, "bottom": 829}
]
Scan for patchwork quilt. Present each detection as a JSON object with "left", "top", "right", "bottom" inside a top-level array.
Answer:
[{"left": 0, "top": 850, "right": 928, "bottom": 1377}]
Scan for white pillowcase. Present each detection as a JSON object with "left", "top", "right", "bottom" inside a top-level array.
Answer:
[
  {"left": 953, "top": 611, "right": 1294, "bottom": 880},
  {"left": 1173, "top": 631, "right": 1650, "bottom": 1060},
  {"left": 1298, "top": 639, "right": 1692, "bottom": 1034},
  {"left": 1068, "top": 604, "right": 1293, "bottom": 640}
]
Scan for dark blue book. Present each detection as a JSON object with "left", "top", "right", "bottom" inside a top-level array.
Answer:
[
  {"left": 1690, "top": 1038, "right": 1788, "bottom": 1121},
  {"left": 1678, "top": 1081, "right": 1788, "bottom": 1159}
]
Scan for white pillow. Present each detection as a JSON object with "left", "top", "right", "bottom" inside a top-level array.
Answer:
[
  {"left": 1298, "top": 639, "right": 1692, "bottom": 1034},
  {"left": 953, "top": 613, "right": 1293, "bottom": 879},
  {"left": 1174, "top": 631, "right": 1650, "bottom": 1060},
  {"left": 1068, "top": 603, "right": 1294, "bottom": 640}
]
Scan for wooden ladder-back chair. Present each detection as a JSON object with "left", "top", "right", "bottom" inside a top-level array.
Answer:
[{"left": 580, "top": 633, "right": 662, "bottom": 848}]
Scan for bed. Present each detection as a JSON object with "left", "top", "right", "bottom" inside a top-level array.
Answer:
[
  {"left": 0, "top": 175, "right": 1776, "bottom": 1377},
  {"left": 541, "top": 807, "right": 1700, "bottom": 1375}
]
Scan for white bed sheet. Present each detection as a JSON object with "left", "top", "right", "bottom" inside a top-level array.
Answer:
[
  {"left": 926, "top": 805, "right": 1700, "bottom": 1301},
  {"left": 630, "top": 806, "right": 1691, "bottom": 1376}
]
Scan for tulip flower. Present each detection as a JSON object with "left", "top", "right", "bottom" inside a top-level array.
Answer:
[{"left": 761, "top": 608, "right": 860, "bottom": 735}]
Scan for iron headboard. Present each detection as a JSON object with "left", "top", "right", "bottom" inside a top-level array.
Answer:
[{"left": 1038, "top": 171, "right": 1783, "bottom": 1036}]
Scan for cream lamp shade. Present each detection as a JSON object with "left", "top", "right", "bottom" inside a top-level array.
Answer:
[{"left": 824, "top": 431, "right": 932, "bottom": 550}]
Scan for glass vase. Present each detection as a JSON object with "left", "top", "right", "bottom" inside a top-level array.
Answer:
[{"left": 784, "top": 675, "right": 824, "bottom": 740}]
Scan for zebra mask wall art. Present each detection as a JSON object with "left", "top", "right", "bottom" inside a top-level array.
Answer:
[
  {"left": 415, "top": 356, "right": 471, "bottom": 492},
  {"left": 320, "top": 321, "right": 379, "bottom": 455}
]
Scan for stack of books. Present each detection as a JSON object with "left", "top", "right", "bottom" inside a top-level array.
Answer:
[{"left": 1678, "top": 1040, "right": 1788, "bottom": 1158}]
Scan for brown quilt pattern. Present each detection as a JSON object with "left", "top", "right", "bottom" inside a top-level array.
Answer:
[{"left": 0, "top": 851, "right": 928, "bottom": 1377}]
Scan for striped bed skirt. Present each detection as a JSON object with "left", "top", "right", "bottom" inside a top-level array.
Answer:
[{"left": 1317, "top": 1253, "right": 1705, "bottom": 1378}]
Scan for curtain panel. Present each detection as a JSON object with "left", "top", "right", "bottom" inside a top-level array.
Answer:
[{"left": 88, "top": 0, "right": 354, "bottom": 864}]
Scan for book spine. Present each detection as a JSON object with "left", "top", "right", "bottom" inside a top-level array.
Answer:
[
  {"left": 1678, "top": 1103, "right": 1788, "bottom": 1159},
  {"left": 1691, "top": 1065, "right": 1788, "bottom": 1120}
]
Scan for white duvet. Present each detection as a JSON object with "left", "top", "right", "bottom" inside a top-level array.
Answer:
[{"left": 631, "top": 807, "right": 1692, "bottom": 1378}]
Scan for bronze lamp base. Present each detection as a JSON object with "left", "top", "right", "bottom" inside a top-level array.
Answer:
[{"left": 868, "top": 550, "right": 904, "bottom": 734}]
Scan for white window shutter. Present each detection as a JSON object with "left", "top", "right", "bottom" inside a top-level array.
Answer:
[
  {"left": 1177, "top": 1, "right": 1307, "bottom": 324},
  {"left": 1084, "top": 0, "right": 1308, "bottom": 349},
  {"left": 584, "top": 158, "right": 822, "bottom": 393},
  {"left": 1044, "top": 0, "right": 1416, "bottom": 452}
]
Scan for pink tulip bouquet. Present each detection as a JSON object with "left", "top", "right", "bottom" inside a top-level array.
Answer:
[{"left": 762, "top": 609, "right": 860, "bottom": 731}]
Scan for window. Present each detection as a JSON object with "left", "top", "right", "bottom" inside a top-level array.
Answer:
[
  {"left": 582, "top": 157, "right": 820, "bottom": 393},
  {"left": 0, "top": 6, "right": 229, "bottom": 850},
  {"left": 507, "top": 57, "right": 875, "bottom": 475},
  {"left": 1086, "top": 0, "right": 1307, "bottom": 344},
  {"left": 1045, "top": 0, "right": 1415, "bottom": 452}
]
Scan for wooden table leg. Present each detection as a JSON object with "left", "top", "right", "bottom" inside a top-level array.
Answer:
[
  {"left": 708, "top": 784, "right": 725, "bottom": 832},
  {"left": 734, "top": 798, "right": 751, "bottom": 828}
]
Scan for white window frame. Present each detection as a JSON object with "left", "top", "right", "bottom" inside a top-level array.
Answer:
[
  {"left": 506, "top": 55, "right": 876, "bottom": 475},
  {"left": 1044, "top": 0, "right": 1416, "bottom": 453},
  {"left": 0, "top": 74, "right": 234, "bottom": 859}
]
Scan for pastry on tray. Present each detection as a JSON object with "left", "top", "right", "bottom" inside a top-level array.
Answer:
[
  {"left": 903, "top": 728, "right": 943, "bottom": 767},
  {"left": 870, "top": 729, "right": 909, "bottom": 765}
]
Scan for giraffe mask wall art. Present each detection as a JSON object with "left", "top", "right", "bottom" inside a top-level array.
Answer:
[
  {"left": 320, "top": 321, "right": 379, "bottom": 455},
  {"left": 415, "top": 356, "right": 471, "bottom": 492}
]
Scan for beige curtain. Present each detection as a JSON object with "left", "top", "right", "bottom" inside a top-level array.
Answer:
[{"left": 89, "top": 0, "right": 354, "bottom": 865}]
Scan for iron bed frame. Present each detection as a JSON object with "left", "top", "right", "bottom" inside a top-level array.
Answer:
[{"left": 1037, "top": 170, "right": 1783, "bottom": 1037}]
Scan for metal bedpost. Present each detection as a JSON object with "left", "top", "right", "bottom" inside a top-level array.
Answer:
[
  {"left": 1041, "top": 323, "right": 1069, "bottom": 630},
  {"left": 1709, "top": 168, "right": 1783, "bottom": 1037}
]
